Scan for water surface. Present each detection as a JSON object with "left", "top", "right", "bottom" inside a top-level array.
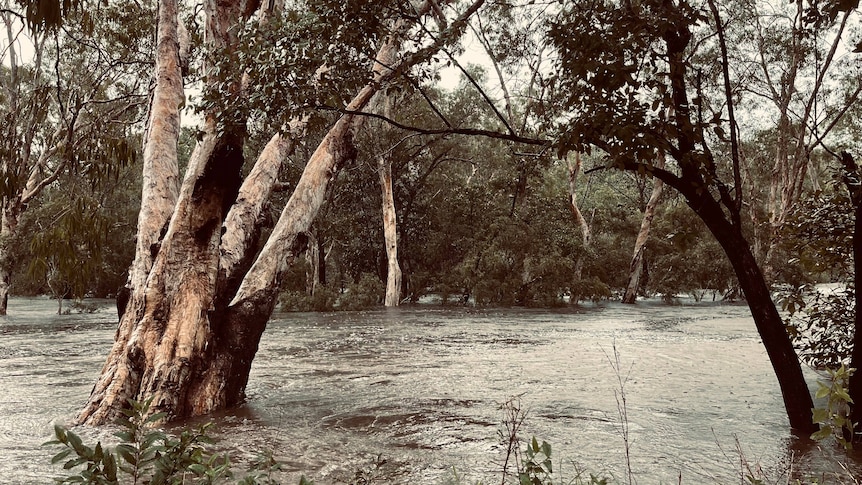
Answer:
[{"left": 1, "top": 297, "right": 859, "bottom": 483}]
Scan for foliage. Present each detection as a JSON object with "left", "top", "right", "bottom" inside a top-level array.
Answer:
[
  {"left": 779, "top": 189, "right": 856, "bottom": 368},
  {"left": 781, "top": 190, "right": 854, "bottom": 282},
  {"left": 338, "top": 273, "right": 385, "bottom": 310},
  {"left": 518, "top": 437, "right": 554, "bottom": 485},
  {"left": 278, "top": 286, "right": 338, "bottom": 312},
  {"left": 811, "top": 365, "right": 857, "bottom": 450},
  {"left": 782, "top": 284, "right": 855, "bottom": 369},
  {"left": 44, "top": 397, "right": 280, "bottom": 484}
]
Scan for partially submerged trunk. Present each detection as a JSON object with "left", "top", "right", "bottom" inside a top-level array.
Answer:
[
  {"left": 379, "top": 154, "right": 402, "bottom": 306},
  {"left": 79, "top": 0, "right": 475, "bottom": 425},
  {"left": 696, "top": 193, "right": 815, "bottom": 433},
  {"left": 622, "top": 152, "right": 665, "bottom": 304},
  {"left": 566, "top": 153, "right": 591, "bottom": 282},
  {"left": 840, "top": 152, "right": 862, "bottom": 438},
  {"left": 77, "top": 0, "right": 243, "bottom": 425},
  {"left": 648, "top": 145, "right": 817, "bottom": 431},
  {"left": 0, "top": 204, "right": 19, "bottom": 315}
]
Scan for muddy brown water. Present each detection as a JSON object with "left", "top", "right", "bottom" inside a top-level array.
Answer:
[{"left": 1, "top": 297, "right": 860, "bottom": 484}]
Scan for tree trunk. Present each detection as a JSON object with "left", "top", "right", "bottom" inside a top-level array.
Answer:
[
  {"left": 379, "top": 155, "right": 402, "bottom": 306},
  {"left": 78, "top": 0, "right": 483, "bottom": 425},
  {"left": 567, "top": 153, "right": 591, "bottom": 282},
  {"left": 839, "top": 152, "right": 862, "bottom": 439},
  {"left": 623, "top": 153, "right": 665, "bottom": 304},
  {"left": 685, "top": 190, "right": 816, "bottom": 433},
  {"left": 77, "top": 0, "right": 241, "bottom": 426},
  {"left": 0, "top": 204, "right": 19, "bottom": 316}
]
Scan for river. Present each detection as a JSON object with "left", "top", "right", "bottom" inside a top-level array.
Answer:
[{"left": 1, "top": 297, "right": 860, "bottom": 484}]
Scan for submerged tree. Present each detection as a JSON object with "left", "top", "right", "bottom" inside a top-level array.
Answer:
[
  {"left": 76, "top": 0, "right": 497, "bottom": 425},
  {"left": 545, "top": 0, "right": 861, "bottom": 431}
]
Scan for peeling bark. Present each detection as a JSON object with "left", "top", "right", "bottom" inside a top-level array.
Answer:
[
  {"left": 127, "top": 0, "right": 184, "bottom": 293},
  {"left": 80, "top": 0, "right": 484, "bottom": 424},
  {"left": 622, "top": 152, "right": 665, "bottom": 304},
  {"left": 77, "top": 0, "right": 244, "bottom": 425},
  {"left": 219, "top": 124, "right": 304, "bottom": 297}
]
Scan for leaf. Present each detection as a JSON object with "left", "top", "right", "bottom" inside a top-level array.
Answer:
[
  {"left": 116, "top": 444, "right": 136, "bottom": 466},
  {"left": 812, "top": 407, "right": 829, "bottom": 424},
  {"left": 103, "top": 453, "right": 118, "bottom": 481},
  {"left": 145, "top": 412, "right": 168, "bottom": 425},
  {"left": 51, "top": 448, "right": 73, "bottom": 464},
  {"left": 810, "top": 425, "right": 833, "bottom": 441}
]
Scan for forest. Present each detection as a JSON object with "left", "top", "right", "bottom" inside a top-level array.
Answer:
[{"left": 1, "top": 0, "right": 862, "bottom": 448}]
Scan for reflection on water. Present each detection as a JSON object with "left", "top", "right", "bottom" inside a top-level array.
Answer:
[{"left": 1, "top": 297, "right": 860, "bottom": 484}]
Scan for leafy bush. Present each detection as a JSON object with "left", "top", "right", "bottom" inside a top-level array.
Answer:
[
  {"left": 570, "top": 277, "right": 612, "bottom": 304},
  {"left": 45, "top": 397, "right": 281, "bottom": 484},
  {"left": 781, "top": 284, "right": 854, "bottom": 368},
  {"left": 279, "top": 285, "right": 338, "bottom": 312},
  {"left": 337, "top": 273, "right": 384, "bottom": 310},
  {"left": 811, "top": 365, "right": 856, "bottom": 450}
]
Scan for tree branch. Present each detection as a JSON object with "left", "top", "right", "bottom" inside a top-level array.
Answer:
[{"left": 317, "top": 105, "right": 549, "bottom": 146}]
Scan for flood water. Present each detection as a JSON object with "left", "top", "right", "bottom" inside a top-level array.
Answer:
[{"left": 1, "top": 297, "right": 860, "bottom": 484}]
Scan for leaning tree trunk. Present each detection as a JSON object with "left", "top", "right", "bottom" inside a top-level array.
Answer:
[
  {"left": 684, "top": 188, "right": 816, "bottom": 433},
  {"left": 622, "top": 152, "right": 665, "bottom": 304}
]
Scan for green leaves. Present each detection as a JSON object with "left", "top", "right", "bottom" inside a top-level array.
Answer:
[
  {"left": 42, "top": 424, "right": 120, "bottom": 484},
  {"left": 44, "top": 395, "right": 282, "bottom": 484},
  {"left": 810, "top": 365, "right": 856, "bottom": 450},
  {"left": 518, "top": 437, "right": 554, "bottom": 485}
]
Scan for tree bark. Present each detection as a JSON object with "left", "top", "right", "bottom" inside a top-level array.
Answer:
[
  {"left": 839, "top": 152, "right": 862, "bottom": 439},
  {"left": 654, "top": 6, "right": 815, "bottom": 432},
  {"left": 658, "top": 172, "right": 816, "bottom": 432},
  {"left": 379, "top": 154, "right": 402, "bottom": 306},
  {"left": 79, "top": 0, "right": 484, "bottom": 425},
  {"left": 567, "top": 153, "right": 591, "bottom": 283},
  {"left": 0, "top": 204, "right": 19, "bottom": 316},
  {"left": 623, "top": 153, "right": 665, "bottom": 304},
  {"left": 77, "top": 0, "right": 243, "bottom": 426}
]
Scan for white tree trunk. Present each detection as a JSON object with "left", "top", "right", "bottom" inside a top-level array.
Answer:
[
  {"left": 80, "top": 0, "right": 484, "bottom": 425},
  {"left": 126, "top": 0, "right": 183, "bottom": 293},
  {"left": 567, "top": 153, "right": 591, "bottom": 282},
  {"left": 622, "top": 152, "right": 665, "bottom": 304},
  {"left": 379, "top": 155, "right": 402, "bottom": 306},
  {"left": 0, "top": 204, "right": 18, "bottom": 316}
]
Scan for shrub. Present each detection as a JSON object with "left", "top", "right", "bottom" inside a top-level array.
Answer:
[
  {"left": 337, "top": 273, "right": 384, "bottom": 310},
  {"left": 44, "top": 397, "right": 281, "bottom": 484}
]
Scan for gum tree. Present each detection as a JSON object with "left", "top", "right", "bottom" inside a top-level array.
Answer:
[{"left": 76, "top": 0, "right": 493, "bottom": 425}]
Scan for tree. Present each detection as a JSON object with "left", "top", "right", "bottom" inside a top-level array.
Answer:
[
  {"left": 0, "top": 0, "right": 145, "bottom": 314},
  {"left": 622, "top": 152, "right": 665, "bottom": 304},
  {"left": 547, "top": 0, "right": 836, "bottom": 431},
  {"left": 77, "top": 0, "right": 491, "bottom": 425},
  {"left": 734, "top": 0, "right": 861, "bottom": 279}
]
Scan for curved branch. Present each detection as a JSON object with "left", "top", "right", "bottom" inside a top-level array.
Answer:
[{"left": 317, "top": 105, "right": 549, "bottom": 146}]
